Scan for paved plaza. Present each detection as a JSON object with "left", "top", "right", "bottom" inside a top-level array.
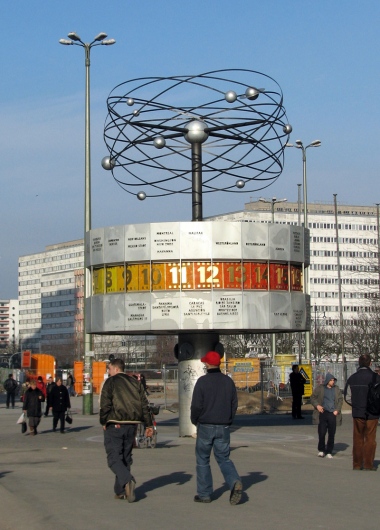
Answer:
[{"left": 0, "top": 394, "right": 379, "bottom": 530}]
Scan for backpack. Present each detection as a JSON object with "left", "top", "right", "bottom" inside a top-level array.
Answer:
[{"left": 366, "top": 372, "right": 380, "bottom": 416}]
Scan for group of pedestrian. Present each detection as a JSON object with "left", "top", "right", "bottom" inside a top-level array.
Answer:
[
  {"left": 99, "top": 353, "right": 243, "bottom": 505},
  {"left": 292, "top": 353, "right": 380, "bottom": 471},
  {"left": 20, "top": 376, "right": 71, "bottom": 435}
]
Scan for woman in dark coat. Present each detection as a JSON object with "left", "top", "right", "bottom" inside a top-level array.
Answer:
[
  {"left": 50, "top": 378, "right": 71, "bottom": 433},
  {"left": 22, "top": 380, "right": 45, "bottom": 435}
]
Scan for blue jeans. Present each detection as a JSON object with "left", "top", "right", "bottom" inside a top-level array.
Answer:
[{"left": 196, "top": 423, "right": 240, "bottom": 499}]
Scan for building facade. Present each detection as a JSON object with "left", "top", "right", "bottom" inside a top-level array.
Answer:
[
  {"left": 209, "top": 200, "right": 379, "bottom": 328},
  {"left": 0, "top": 299, "right": 19, "bottom": 350},
  {"left": 18, "top": 239, "right": 84, "bottom": 353}
]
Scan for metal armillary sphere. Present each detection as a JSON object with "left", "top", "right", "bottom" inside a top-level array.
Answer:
[{"left": 102, "top": 69, "right": 292, "bottom": 219}]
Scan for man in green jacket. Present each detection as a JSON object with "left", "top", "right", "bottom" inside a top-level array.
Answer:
[
  {"left": 100, "top": 358, "right": 153, "bottom": 502},
  {"left": 310, "top": 373, "right": 343, "bottom": 459}
]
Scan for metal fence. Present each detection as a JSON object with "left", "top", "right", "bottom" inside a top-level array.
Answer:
[{"left": 156, "top": 361, "right": 360, "bottom": 414}]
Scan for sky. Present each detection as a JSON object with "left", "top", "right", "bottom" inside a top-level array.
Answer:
[{"left": 1, "top": 1, "right": 380, "bottom": 299}]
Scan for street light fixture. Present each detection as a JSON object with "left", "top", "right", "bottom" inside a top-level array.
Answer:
[
  {"left": 286, "top": 139, "right": 321, "bottom": 361},
  {"left": 59, "top": 32, "right": 116, "bottom": 415},
  {"left": 258, "top": 197, "right": 287, "bottom": 223}
]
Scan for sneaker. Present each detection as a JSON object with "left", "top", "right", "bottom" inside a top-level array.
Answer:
[
  {"left": 318, "top": 452, "right": 325, "bottom": 458},
  {"left": 194, "top": 495, "right": 212, "bottom": 503},
  {"left": 230, "top": 480, "right": 243, "bottom": 505},
  {"left": 326, "top": 454, "right": 333, "bottom": 459},
  {"left": 125, "top": 479, "right": 136, "bottom": 503}
]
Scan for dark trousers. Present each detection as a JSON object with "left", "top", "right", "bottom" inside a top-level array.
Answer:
[
  {"left": 352, "top": 418, "right": 378, "bottom": 469},
  {"left": 104, "top": 424, "right": 135, "bottom": 496},
  {"left": 292, "top": 393, "right": 303, "bottom": 418},
  {"left": 6, "top": 392, "right": 16, "bottom": 408},
  {"left": 53, "top": 411, "right": 65, "bottom": 432},
  {"left": 318, "top": 411, "right": 337, "bottom": 454}
]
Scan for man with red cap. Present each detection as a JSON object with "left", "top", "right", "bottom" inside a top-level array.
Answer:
[{"left": 190, "top": 351, "right": 243, "bottom": 505}]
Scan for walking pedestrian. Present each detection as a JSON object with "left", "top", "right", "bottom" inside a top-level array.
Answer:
[
  {"left": 310, "top": 373, "right": 343, "bottom": 458},
  {"left": 50, "top": 378, "right": 71, "bottom": 433},
  {"left": 99, "top": 358, "right": 153, "bottom": 502},
  {"left": 22, "top": 380, "right": 45, "bottom": 435},
  {"left": 344, "top": 353, "right": 380, "bottom": 470},
  {"left": 44, "top": 376, "right": 56, "bottom": 417},
  {"left": 66, "top": 373, "right": 76, "bottom": 397},
  {"left": 36, "top": 376, "right": 46, "bottom": 399},
  {"left": 190, "top": 351, "right": 243, "bottom": 505}
]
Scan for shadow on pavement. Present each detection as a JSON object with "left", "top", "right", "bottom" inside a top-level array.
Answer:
[{"left": 136, "top": 470, "right": 192, "bottom": 501}]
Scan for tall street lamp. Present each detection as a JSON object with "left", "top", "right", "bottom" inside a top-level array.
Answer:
[
  {"left": 286, "top": 139, "right": 321, "bottom": 361},
  {"left": 258, "top": 197, "right": 287, "bottom": 361},
  {"left": 59, "top": 32, "right": 116, "bottom": 414}
]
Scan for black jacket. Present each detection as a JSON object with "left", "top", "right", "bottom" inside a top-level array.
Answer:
[
  {"left": 344, "top": 367, "right": 380, "bottom": 419},
  {"left": 23, "top": 388, "right": 45, "bottom": 417},
  {"left": 50, "top": 384, "right": 71, "bottom": 412},
  {"left": 99, "top": 372, "right": 152, "bottom": 426},
  {"left": 289, "top": 372, "right": 305, "bottom": 396},
  {"left": 191, "top": 368, "right": 238, "bottom": 426}
]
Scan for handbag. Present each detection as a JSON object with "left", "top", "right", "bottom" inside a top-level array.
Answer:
[
  {"left": 65, "top": 410, "right": 73, "bottom": 424},
  {"left": 21, "top": 421, "right": 27, "bottom": 434},
  {"left": 17, "top": 412, "right": 25, "bottom": 424}
]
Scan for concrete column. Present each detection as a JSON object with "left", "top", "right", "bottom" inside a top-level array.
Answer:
[{"left": 178, "top": 332, "right": 220, "bottom": 436}]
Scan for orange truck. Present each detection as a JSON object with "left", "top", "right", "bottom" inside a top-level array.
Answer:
[{"left": 22, "top": 353, "right": 56, "bottom": 383}]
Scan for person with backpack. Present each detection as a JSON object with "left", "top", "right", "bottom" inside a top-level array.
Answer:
[
  {"left": 4, "top": 374, "right": 18, "bottom": 409},
  {"left": 344, "top": 353, "right": 380, "bottom": 471}
]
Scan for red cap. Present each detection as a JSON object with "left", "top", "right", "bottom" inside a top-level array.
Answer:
[{"left": 201, "top": 351, "right": 221, "bottom": 366}]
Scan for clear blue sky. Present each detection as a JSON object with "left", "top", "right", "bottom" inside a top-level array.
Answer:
[{"left": 1, "top": 1, "right": 379, "bottom": 299}]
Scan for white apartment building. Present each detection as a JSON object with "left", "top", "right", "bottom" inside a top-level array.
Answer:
[
  {"left": 0, "top": 299, "right": 19, "bottom": 350},
  {"left": 18, "top": 240, "right": 158, "bottom": 365},
  {"left": 209, "top": 200, "right": 379, "bottom": 327},
  {"left": 18, "top": 239, "right": 84, "bottom": 352}
]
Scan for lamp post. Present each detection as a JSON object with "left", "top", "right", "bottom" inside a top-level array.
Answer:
[
  {"left": 259, "top": 196, "right": 287, "bottom": 223},
  {"left": 258, "top": 197, "right": 287, "bottom": 361},
  {"left": 8, "top": 317, "right": 16, "bottom": 353},
  {"left": 286, "top": 140, "right": 321, "bottom": 362},
  {"left": 59, "top": 32, "right": 115, "bottom": 414}
]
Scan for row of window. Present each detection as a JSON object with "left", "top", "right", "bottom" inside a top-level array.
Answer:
[
  {"left": 311, "top": 250, "right": 377, "bottom": 258},
  {"left": 312, "top": 305, "right": 377, "bottom": 313},
  {"left": 19, "top": 262, "right": 83, "bottom": 277},
  {"left": 312, "top": 291, "right": 377, "bottom": 300},
  {"left": 310, "top": 263, "right": 377, "bottom": 272},
  {"left": 309, "top": 223, "right": 377, "bottom": 231},
  {"left": 312, "top": 237, "right": 377, "bottom": 244},
  {"left": 41, "top": 277, "right": 74, "bottom": 287},
  {"left": 19, "top": 299, "right": 40, "bottom": 306},
  {"left": 41, "top": 300, "right": 75, "bottom": 308},
  {"left": 311, "top": 278, "right": 379, "bottom": 285},
  {"left": 41, "top": 289, "right": 76, "bottom": 298},
  {"left": 41, "top": 322, "right": 74, "bottom": 330},
  {"left": 19, "top": 279, "right": 41, "bottom": 286},
  {"left": 19, "top": 318, "right": 41, "bottom": 325},
  {"left": 19, "top": 251, "right": 83, "bottom": 267},
  {"left": 42, "top": 311, "right": 76, "bottom": 319},
  {"left": 20, "top": 309, "right": 42, "bottom": 315}
]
